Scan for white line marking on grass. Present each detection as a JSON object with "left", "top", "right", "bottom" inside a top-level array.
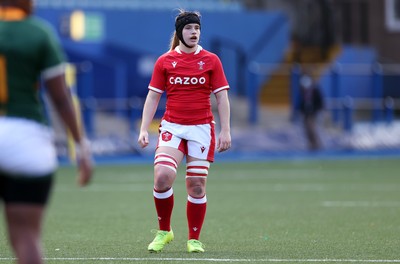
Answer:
[
  {"left": 1, "top": 257, "right": 400, "bottom": 262},
  {"left": 322, "top": 201, "right": 400, "bottom": 207}
]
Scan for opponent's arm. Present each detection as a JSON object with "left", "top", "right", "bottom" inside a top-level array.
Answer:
[{"left": 45, "top": 73, "right": 93, "bottom": 186}]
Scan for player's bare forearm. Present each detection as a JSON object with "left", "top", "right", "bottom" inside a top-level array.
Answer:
[
  {"left": 216, "top": 90, "right": 231, "bottom": 133},
  {"left": 46, "top": 74, "right": 93, "bottom": 186},
  {"left": 215, "top": 90, "right": 231, "bottom": 152},
  {"left": 140, "top": 91, "right": 161, "bottom": 131},
  {"left": 138, "top": 91, "right": 162, "bottom": 148}
]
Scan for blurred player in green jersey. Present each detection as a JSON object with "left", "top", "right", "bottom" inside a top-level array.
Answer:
[{"left": 0, "top": 0, "right": 93, "bottom": 263}]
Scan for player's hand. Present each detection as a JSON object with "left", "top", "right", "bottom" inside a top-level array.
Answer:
[
  {"left": 76, "top": 139, "right": 93, "bottom": 187},
  {"left": 217, "top": 130, "right": 231, "bottom": 152},
  {"left": 138, "top": 131, "right": 149, "bottom": 148}
]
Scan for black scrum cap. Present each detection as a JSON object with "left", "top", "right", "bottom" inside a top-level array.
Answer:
[{"left": 175, "top": 12, "right": 201, "bottom": 48}]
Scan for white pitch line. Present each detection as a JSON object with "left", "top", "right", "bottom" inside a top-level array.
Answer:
[
  {"left": 1, "top": 257, "right": 400, "bottom": 263},
  {"left": 322, "top": 201, "right": 400, "bottom": 207}
]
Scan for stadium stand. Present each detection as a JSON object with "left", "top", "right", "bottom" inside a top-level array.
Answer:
[
  {"left": 34, "top": 0, "right": 244, "bottom": 11},
  {"left": 33, "top": 1, "right": 400, "bottom": 160}
]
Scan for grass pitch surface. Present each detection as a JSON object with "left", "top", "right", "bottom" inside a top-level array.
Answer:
[{"left": 1, "top": 159, "right": 400, "bottom": 263}]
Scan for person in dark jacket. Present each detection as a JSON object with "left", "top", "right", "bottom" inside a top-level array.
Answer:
[{"left": 297, "top": 73, "right": 324, "bottom": 150}]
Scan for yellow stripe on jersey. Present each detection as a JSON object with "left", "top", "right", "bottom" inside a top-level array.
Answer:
[{"left": 0, "top": 55, "right": 8, "bottom": 104}]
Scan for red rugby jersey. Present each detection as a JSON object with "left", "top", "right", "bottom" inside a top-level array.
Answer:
[{"left": 148, "top": 45, "right": 229, "bottom": 125}]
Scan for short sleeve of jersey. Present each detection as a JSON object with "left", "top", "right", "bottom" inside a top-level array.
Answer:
[
  {"left": 210, "top": 54, "right": 229, "bottom": 94},
  {"left": 148, "top": 55, "right": 166, "bottom": 94},
  {"left": 37, "top": 19, "right": 65, "bottom": 72}
]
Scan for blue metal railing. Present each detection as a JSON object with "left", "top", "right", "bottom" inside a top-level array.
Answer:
[
  {"left": 288, "top": 63, "right": 398, "bottom": 131},
  {"left": 248, "top": 62, "right": 399, "bottom": 130}
]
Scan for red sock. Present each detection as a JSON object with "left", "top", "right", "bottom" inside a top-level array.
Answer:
[
  {"left": 187, "top": 195, "right": 207, "bottom": 240},
  {"left": 153, "top": 188, "right": 174, "bottom": 231}
]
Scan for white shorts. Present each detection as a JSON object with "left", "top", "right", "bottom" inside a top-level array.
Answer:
[
  {"left": 0, "top": 117, "right": 58, "bottom": 178},
  {"left": 157, "top": 120, "right": 216, "bottom": 162}
]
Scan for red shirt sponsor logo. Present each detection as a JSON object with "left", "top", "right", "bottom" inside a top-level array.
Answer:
[{"left": 169, "top": 76, "right": 206, "bottom": 85}]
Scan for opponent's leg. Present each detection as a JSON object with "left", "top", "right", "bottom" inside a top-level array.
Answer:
[
  {"left": 3, "top": 175, "right": 53, "bottom": 264},
  {"left": 6, "top": 204, "right": 44, "bottom": 264}
]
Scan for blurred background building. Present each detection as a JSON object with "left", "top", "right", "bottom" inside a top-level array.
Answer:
[{"left": 34, "top": 0, "right": 400, "bottom": 159}]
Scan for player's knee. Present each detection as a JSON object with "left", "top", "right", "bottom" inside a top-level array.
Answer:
[
  {"left": 154, "top": 165, "right": 174, "bottom": 179},
  {"left": 153, "top": 174, "right": 173, "bottom": 191},
  {"left": 186, "top": 160, "right": 209, "bottom": 196},
  {"left": 154, "top": 153, "right": 178, "bottom": 187},
  {"left": 189, "top": 184, "right": 205, "bottom": 197}
]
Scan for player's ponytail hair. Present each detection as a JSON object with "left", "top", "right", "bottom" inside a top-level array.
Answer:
[
  {"left": 169, "top": 32, "right": 180, "bottom": 51},
  {"left": 0, "top": 0, "right": 33, "bottom": 15}
]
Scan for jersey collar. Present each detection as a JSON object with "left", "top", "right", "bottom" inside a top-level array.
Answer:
[{"left": 175, "top": 45, "right": 203, "bottom": 55}]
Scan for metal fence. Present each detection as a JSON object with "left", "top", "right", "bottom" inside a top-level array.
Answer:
[{"left": 247, "top": 62, "right": 400, "bottom": 130}]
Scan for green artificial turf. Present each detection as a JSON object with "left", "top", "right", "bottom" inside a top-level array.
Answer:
[{"left": 1, "top": 159, "right": 399, "bottom": 263}]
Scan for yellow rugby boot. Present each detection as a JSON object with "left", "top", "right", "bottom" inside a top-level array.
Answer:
[
  {"left": 187, "top": 239, "right": 205, "bottom": 253},
  {"left": 147, "top": 230, "right": 174, "bottom": 252}
]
